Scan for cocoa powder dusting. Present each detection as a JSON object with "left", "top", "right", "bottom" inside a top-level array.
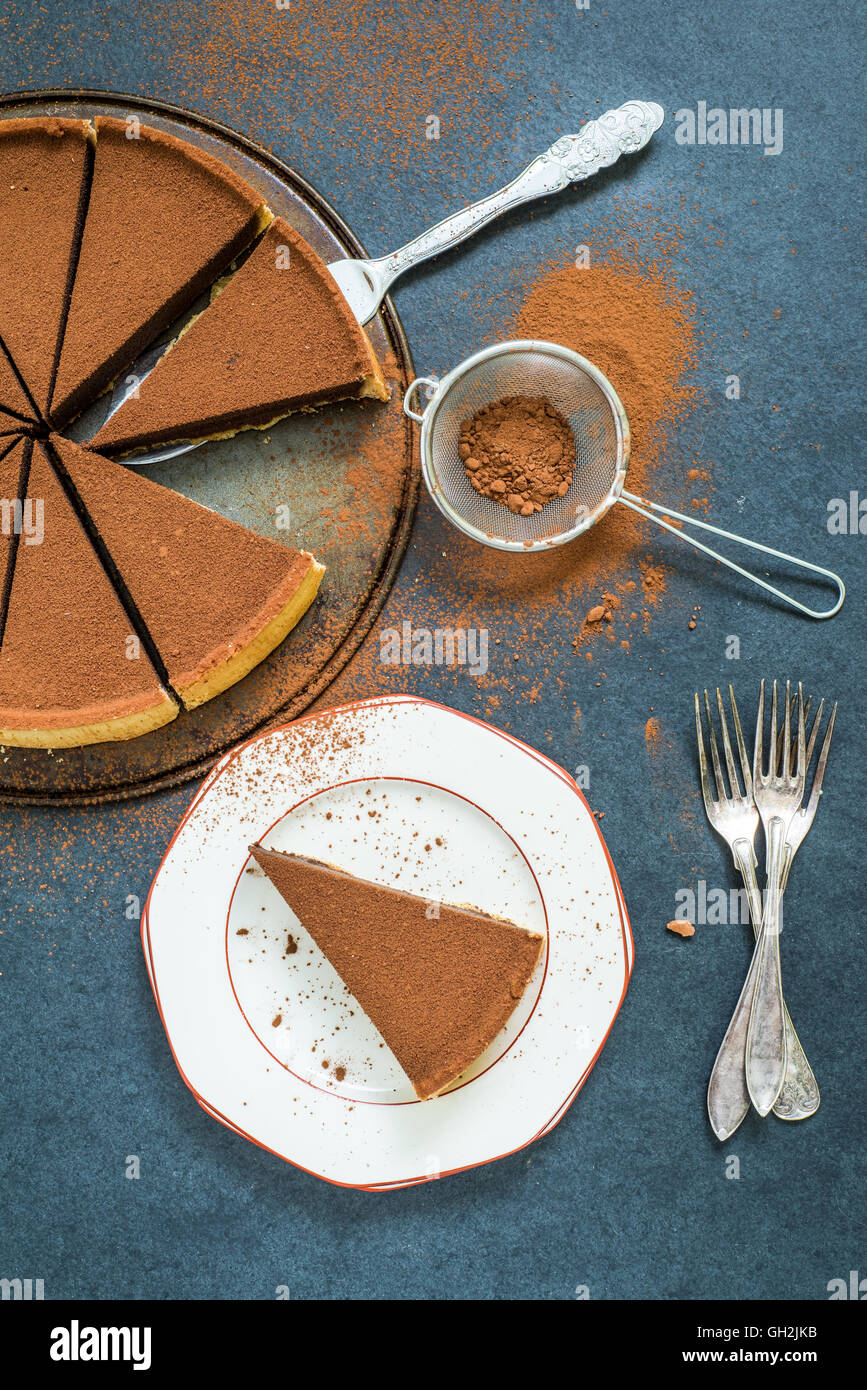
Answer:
[
  {"left": 460, "top": 396, "right": 574, "bottom": 514},
  {"left": 142, "top": 1, "right": 541, "bottom": 192},
  {"left": 320, "top": 206, "right": 710, "bottom": 721}
]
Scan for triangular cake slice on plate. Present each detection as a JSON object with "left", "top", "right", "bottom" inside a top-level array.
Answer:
[
  {"left": 50, "top": 116, "right": 272, "bottom": 426},
  {"left": 249, "top": 845, "right": 545, "bottom": 1100},
  {"left": 0, "top": 118, "right": 93, "bottom": 415},
  {"left": 0, "top": 337, "right": 39, "bottom": 424},
  {"left": 89, "top": 217, "right": 388, "bottom": 456},
  {"left": 49, "top": 435, "right": 324, "bottom": 710},
  {"left": 0, "top": 441, "right": 177, "bottom": 747}
]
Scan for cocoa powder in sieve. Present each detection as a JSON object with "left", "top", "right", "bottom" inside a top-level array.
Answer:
[{"left": 459, "top": 396, "right": 574, "bottom": 514}]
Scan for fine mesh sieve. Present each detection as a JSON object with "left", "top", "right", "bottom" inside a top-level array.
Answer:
[{"left": 404, "top": 341, "right": 845, "bottom": 619}]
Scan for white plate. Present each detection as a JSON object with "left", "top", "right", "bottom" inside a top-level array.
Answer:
[{"left": 143, "top": 696, "right": 633, "bottom": 1188}]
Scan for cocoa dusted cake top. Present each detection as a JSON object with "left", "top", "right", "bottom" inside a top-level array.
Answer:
[
  {"left": 249, "top": 844, "right": 544, "bottom": 1100},
  {"left": 0, "top": 436, "right": 31, "bottom": 640},
  {"left": 0, "top": 440, "right": 176, "bottom": 745},
  {"left": 89, "top": 216, "right": 388, "bottom": 455},
  {"left": 49, "top": 115, "right": 272, "bottom": 426},
  {"left": 49, "top": 434, "right": 324, "bottom": 710},
  {"left": 0, "top": 117, "right": 93, "bottom": 415},
  {"left": 0, "top": 340, "right": 39, "bottom": 425},
  {"left": 0, "top": 114, "right": 394, "bottom": 748}
]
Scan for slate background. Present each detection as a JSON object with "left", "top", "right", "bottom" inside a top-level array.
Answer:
[{"left": 0, "top": 1, "right": 864, "bottom": 1301}]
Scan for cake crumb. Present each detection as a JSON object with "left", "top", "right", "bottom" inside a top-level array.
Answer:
[{"left": 666, "top": 919, "right": 695, "bottom": 938}]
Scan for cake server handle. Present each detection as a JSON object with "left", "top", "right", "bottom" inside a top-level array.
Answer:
[{"left": 328, "top": 100, "right": 664, "bottom": 325}]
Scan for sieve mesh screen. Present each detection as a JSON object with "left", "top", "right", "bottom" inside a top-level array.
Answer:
[{"left": 422, "top": 346, "right": 627, "bottom": 549}]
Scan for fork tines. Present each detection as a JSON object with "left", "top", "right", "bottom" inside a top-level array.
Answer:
[
  {"left": 695, "top": 685, "right": 753, "bottom": 810},
  {"left": 774, "top": 683, "right": 838, "bottom": 809},
  {"left": 755, "top": 678, "right": 806, "bottom": 790}
]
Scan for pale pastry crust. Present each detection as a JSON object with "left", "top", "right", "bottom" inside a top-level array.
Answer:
[
  {"left": 0, "top": 688, "right": 178, "bottom": 748},
  {"left": 177, "top": 558, "right": 325, "bottom": 709}
]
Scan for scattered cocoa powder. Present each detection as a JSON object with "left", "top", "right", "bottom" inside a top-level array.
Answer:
[
  {"left": 138, "top": 0, "right": 542, "bottom": 194},
  {"left": 459, "top": 396, "right": 574, "bottom": 514},
  {"left": 316, "top": 216, "right": 707, "bottom": 713}
]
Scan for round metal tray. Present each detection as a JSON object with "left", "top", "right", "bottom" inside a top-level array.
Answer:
[{"left": 0, "top": 90, "right": 418, "bottom": 806}]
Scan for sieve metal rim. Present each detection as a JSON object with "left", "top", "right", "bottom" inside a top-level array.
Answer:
[{"left": 409, "top": 340, "right": 632, "bottom": 553}]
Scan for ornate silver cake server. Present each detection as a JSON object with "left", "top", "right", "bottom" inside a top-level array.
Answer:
[{"left": 328, "top": 100, "right": 665, "bottom": 324}]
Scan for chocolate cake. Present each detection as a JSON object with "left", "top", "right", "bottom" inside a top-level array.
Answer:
[
  {"left": 0, "top": 436, "right": 32, "bottom": 642},
  {"left": 249, "top": 845, "right": 545, "bottom": 1100},
  {"left": 0, "top": 413, "right": 33, "bottom": 438},
  {"left": 0, "top": 118, "right": 93, "bottom": 415},
  {"left": 50, "top": 436, "right": 324, "bottom": 710},
  {"left": 0, "top": 442, "right": 177, "bottom": 747},
  {"left": 0, "top": 338, "right": 39, "bottom": 423},
  {"left": 89, "top": 217, "right": 388, "bottom": 455},
  {"left": 0, "top": 115, "right": 391, "bottom": 747},
  {"left": 50, "top": 116, "right": 272, "bottom": 426}
]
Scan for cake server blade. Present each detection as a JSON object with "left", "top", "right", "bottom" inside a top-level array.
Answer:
[{"left": 328, "top": 100, "right": 664, "bottom": 325}]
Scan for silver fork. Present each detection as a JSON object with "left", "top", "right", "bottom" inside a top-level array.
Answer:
[
  {"left": 745, "top": 681, "right": 806, "bottom": 1114},
  {"left": 772, "top": 688, "right": 837, "bottom": 1118},
  {"left": 699, "top": 686, "right": 814, "bottom": 1137}
]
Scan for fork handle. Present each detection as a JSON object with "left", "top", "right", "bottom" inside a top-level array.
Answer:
[
  {"left": 707, "top": 838, "right": 759, "bottom": 1139},
  {"left": 707, "top": 843, "right": 818, "bottom": 1136},
  {"left": 744, "top": 846, "right": 818, "bottom": 1121},
  {"left": 745, "top": 817, "right": 789, "bottom": 1114},
  {"left": 758, "top": 844, "right": 819, "bottom": 1120}
]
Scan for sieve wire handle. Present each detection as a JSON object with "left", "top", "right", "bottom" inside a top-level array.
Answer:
[
  {"left": 618, "top": 491, "right": 845, "bottom": 619},
  {"left": 403, "top": 378, "right": 440, "bottom": 424}
]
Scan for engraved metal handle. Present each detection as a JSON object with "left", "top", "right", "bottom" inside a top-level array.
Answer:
[
  {"left": 330, "top": 101, "right": 664, "bottom": 323},
  {"left": 707, "top": 838, "right": 763, "bottom": 1138},
  {"left": 376, "top": 101, "right": 663, "bottom": 288},
  {"left": 745, "top": 817, "right": 788, "bottom": 1113},
  {"left": 707, "top": 841, "right": 818, "bottom": 1138},
  {"left": 772, "top": 842, "right": 820, "bottom": 1120}
]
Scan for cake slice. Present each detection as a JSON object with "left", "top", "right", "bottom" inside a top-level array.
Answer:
[
  {"left": 50, "top": 116, "right": 272, "bottom": 426},
  {"left": 0, "top": 118, "right": 93, "bottom": 415},
  {"left": 0, "top": 442, "right": 177, "bottom": 747},
  {"left": 88, "top": 217, "right": 388, "bottom": 456},
  {"left": 49, "top": 435, "right": 324, "bottom": 710},
  {"left": 0, "top": 336, "right": 39, "bottom": 423},
  {"left": 0, "top": 414, "right": 33, "bottom": 438},
  {"left": 249, "top": 845, "right": 545, "bottom": 1100},
  {"left": 0, "top": 436, "right": 32, "bottom": 641}
]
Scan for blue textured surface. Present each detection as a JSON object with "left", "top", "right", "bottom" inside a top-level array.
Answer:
[{"left": 1, "top": 1, "right": 864, "bottom": 1300}]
